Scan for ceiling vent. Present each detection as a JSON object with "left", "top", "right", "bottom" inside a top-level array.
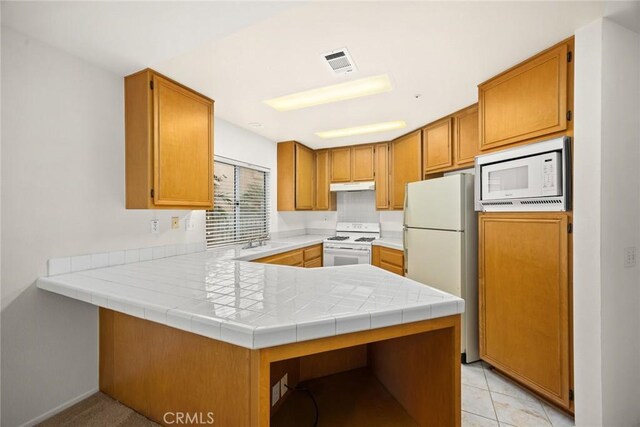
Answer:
[{"left": 322, "top": 48, "right": 357, "bottom": 75}]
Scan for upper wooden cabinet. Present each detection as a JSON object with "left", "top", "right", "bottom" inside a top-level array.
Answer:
[
  {"left": 479, "top": 39, "right": 572, "bottom": 150},
  {"left": 479, "top": 212, "right": 572, "bottom": 410},
  {"left": 374, "top": 143, "right": 390, "bottom": 210},
  {"left": 423, "top": 117, "right": 453, "bottom": 174},
  {"left": 390, "top": 131, "right": 422, "bottom": 210},
  {"left": 331, "top": 147, "right": 352, "bottom": 182},
  {"left": 277, "top": 141, "right": 314, "bottom": 211},
  {"left": 125, "top": 69, "right": 213, "bottom": 209},
  {"left": 315, "top": 149, "right": 336, "bottom": 211},
  {"left": 454, "top": 104, "right": 480, "bottom": 168},
  {"left": 351, "top": 145, "right": 375, "bottom": 181}
]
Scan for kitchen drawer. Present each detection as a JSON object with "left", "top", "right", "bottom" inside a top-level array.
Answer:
[
  {"left": 372, "top": 246, "right": 405, "bottom": 276},
  {"left": 380, "top": 262, "right": 404, "bottom": 276},
  {"left": 379, "top": 247, "right": 404, "bottom": 268},
  {"left": 303, "top": 244, "right": 322, "bottom": 261},
  {"left": 255, "top": 249, "right": 303, "bottom": 266},
  {"left": 304, "top": 257, "right": 322, "bottom": 268}
]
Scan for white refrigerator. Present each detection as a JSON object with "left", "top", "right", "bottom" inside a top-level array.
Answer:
[{"left": 403, "top": 174, "right": 479, "bottom": 363}]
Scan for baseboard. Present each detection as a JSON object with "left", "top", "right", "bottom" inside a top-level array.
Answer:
[{"left": 19, "top": 388, "right": 99, "bottom": 427}]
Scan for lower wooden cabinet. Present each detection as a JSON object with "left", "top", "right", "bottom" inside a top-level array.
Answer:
[
  {"left": 372, "top": 246, "right": 404, "bottom": 276},
  {"left": 479, "top": 212, "right": 572, "bottom": 411},
  {"left": 254, "top": 244, "right": 323, "bottom": 268}
]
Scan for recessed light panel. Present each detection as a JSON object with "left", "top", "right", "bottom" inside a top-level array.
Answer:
[
  {"left": 316, "top": 120, "right": 407, "bottom": 139},
  {"left": 264, "top": 74, "right": 392, "bottom": 112}
]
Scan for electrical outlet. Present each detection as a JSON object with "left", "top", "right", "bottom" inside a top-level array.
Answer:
[
  {"left": 185, "top": 218, "right": 196, "bottom": 231},
  {"left": 280, "top": 373, "right": 288, "bottom": 398},
  {"left": 171, "top": 217, "right": 180, "bottom": 230},
  {"left": 150, "top": 219, "right": 160, "bottom": 234},
  {"left": 271, "top": 383, "right": 280, "bottom": 407},
  {"left": 624, "top": 246, "right": 637, "bottom": 268}
]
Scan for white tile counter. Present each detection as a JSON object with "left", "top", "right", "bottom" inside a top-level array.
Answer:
[
  {"left": 37, "top": 236, "right": 463, "bottom": 350},
  {"left": 373, "top": 238, "right": 404, "bottom": 251}
]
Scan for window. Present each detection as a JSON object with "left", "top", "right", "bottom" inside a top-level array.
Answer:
[{"left": 206, "top": 157, "right": 270, "bottom": 248}]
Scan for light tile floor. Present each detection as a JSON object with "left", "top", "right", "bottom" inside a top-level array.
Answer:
[{"left": 462, "top": 362, "right": 574, "bottom": 427}]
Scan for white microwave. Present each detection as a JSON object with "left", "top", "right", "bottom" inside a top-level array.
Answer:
[{"left": 475, "top": 137, "right": 571, "bottom": 212}]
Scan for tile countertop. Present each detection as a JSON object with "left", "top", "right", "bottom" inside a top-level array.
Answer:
[
  {"left": 373, "top": 238, "right": 404, "bottom": 251},
  {"left": 37, "top": 235, "right": 463, "bottom": 350}
]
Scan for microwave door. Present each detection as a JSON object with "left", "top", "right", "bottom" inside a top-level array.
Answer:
[{"left": 481, "top": 153, "right": 562, "bottom": 201}]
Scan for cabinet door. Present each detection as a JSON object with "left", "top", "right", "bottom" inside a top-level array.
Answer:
[
  {"left": 331, "top": 147, "right": 352, "bottom": 182},
  {"left": 374, "top": 143, "right": 389, "bottom": 210},
  {"left": 153, "top": 75, "right": 212, "bottom": 207},
  {"left": 479, "top": 42, "right": 569, "bottom": 150},
  {"left": 479, "top": 213, "right": 571, "bottom": 409},
  {"left": 351, "top": 145, "right": 375, "bottom": 181},
  {"left": 390, "top": 131, "right": 422, "bottom": 210},
  {"left": 423, "top": 118, "right": 453, "bottom": 173},
  {"left": 295, "top": 144, "right": 314, "bottom": 210},
  {"left": 454, "top": 104, "right": 479, "bottom": 168},
  {"left": 314, "top": 150, "right": 334, "bottom": 210}
]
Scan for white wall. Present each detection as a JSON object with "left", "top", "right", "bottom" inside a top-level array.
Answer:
[
  {"left": 0, "top": 28, "right": 305, "bottom": 427},
  {"left": 574, "top": 18, "right": 640, "bottom": 426},
  {"left": 599, "top": 19, "right": 640, "bottom": 426},
  {"left": 574, "top": 19, "right": 604, "bottom": 426}
]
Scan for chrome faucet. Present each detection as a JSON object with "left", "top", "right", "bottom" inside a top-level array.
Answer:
[{"left": 242, "top": 234, "right": 271, "bottom": 249}]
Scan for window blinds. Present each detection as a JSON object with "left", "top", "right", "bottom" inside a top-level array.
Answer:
[{"left": 206, "top": 160, "right": 270, "bottom": 248}]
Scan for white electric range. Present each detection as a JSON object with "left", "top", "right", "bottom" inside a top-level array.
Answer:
[{"left": 323, "top": 222, "right": 381, "bottom": 266}]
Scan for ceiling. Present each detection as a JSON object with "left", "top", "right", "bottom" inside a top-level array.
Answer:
[
  {"left": 2, "top": 1, "right": 628, "bottom": 149},
  {"left": 0, "top": 1, "right": 296, "bottom": 75}
]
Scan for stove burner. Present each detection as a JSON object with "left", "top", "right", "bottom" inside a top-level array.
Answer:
[
  {"left": 355, "top": 237, "right": 376, "bottom": 242},
  {"left": 327, "top": 236, "right": 350, "bottom": 241}
]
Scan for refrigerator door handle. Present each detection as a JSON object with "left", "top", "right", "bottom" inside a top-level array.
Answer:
[{"left": 403, "top": 226, "right": 408, "bottom": 275}]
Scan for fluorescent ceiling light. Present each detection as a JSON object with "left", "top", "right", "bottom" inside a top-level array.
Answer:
[
  {"left": 264, "top": 74, "right": 392, "bottom": 111},
  {"left": 316, "top": 120, "right": 407, "bottom": 139}
]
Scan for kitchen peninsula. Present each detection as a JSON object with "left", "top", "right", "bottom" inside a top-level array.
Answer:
[{"left": 37, "top": 237, "right": 463, "bottom": 426}]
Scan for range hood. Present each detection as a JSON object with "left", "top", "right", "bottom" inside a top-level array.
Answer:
[{"left": 330, "top": 181, "right": 375, "bottom": 192}]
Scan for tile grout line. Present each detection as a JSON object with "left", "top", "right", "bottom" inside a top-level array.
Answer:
[
  {"left": 479, "top": 363, "right": 500, "bottom": 423},
  {"left": 462, "top": 410, "right": 500, "bottom": 424},
  {"left": 481, "top": 363, "right": 554, "bottom": 426}
]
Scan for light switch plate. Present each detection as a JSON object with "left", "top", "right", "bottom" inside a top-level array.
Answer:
[
  {"left": 185, "top": 218, "right": 196, "bottom": 231},
  {"left": 150, "top": 219, "right": 160, "bottom": 234},
  {"left": 171, "top": 217, "right": 180, "bottom": 230}
]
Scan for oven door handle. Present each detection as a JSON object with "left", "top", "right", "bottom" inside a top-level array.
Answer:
[{"left": 323, "top": 247, "right": 370, "bottom": 255}]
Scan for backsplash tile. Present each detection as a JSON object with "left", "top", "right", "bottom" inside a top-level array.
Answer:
[
  {"left": 337, "top": 191, "right": 379, "bottom": 223},
  {"left": 47, "top": 242, "right": 207, "bottom": 276}
]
